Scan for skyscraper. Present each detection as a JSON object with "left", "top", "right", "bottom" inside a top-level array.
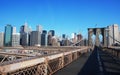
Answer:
[
  {"left": 13, "top": 27, "right": 16, "bottom": 33},
  {"left": 20, "top": 22, "right": 29, "bottom": 33},
  {"left": 51, "top": 36, "right": 59, "bottom": 46},
  {"left": 41, "top": 30, "right": 47, "bottom": 46},
  {"left": 36, "top": 25, "right": 42, "bottom": 33},
  {"left": 47, "top": 33, "right": 52, "bottom": 46},
  {"left": 24, "top": 22, "right": 28, "bottom": 33},
  {"left": 0, "top": 32, "right": 4, "bottom": 47},
  {"left": 30, "top": 31, "right": 41, "bottom": 46},
  {"left": 113, "top": 24, "right": 119, "bottom": 44},
  {"left": 77, "top": 33, "right": 83, "bottom": 41},
  {"left": 4, "top": 24, "right": 13, "bottom": 47},
  {"left": 62, "top": 34, "right": 66, "bottom": 40},
  {"left": 49, "top": 30, "right": 55, "bottom": 36},
  {"left": 12, "top": 33, "right": 20, "bottom": 47},
  {"left": 20, "top": 22, "right": 30, "bottom": 46},
  {"left": 71, "top": 33, "right": 77, "bottom": 43},
  {"left": 107, "top": 24, "right": 119, "bottom": 46}
]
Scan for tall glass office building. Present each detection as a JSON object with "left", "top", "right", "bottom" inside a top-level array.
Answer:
[
  {"left": 49, "top": 30, "right": 55, "bottom": 36},
  {"left": 4, "top": 24, "right": 13, "bottom": 47}
]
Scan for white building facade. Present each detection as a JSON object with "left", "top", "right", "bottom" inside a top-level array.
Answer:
[
  {"left": 12, "top": 33, "right": 20, "bottom": 47},
  {"left": 113, "top": 24, "right": 119, "bottom": 44},
  {"left": 107, "top": 24, "right": 120, "bottom": 46},
  {"left": 0, "top": 32, "right": 4, "bottom": 47},
  {"left": 36, "top": 25, "right": 42, "bottom": 33}
]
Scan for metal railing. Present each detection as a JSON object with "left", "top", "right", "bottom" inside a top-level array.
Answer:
[
  {"left": 102, "top": 47, "right": 120, "bottom": 59},
  {"left": 0, "top": 47, "right": 90, "bottom": 75}
]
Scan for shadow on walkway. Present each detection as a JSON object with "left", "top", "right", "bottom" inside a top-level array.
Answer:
[
  {"left": 77, "top": 47, "right": 101, "bottom": 75},
  {"left": 99, "top": 49, "right": 120, "bottom": 75},
  {"left": 78, "top": 46, "right": 120, "bottom": 75}
]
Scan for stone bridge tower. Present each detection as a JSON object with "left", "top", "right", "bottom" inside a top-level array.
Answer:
[{"left": 88, "top": 28, "right": 107, "bottom": 47}]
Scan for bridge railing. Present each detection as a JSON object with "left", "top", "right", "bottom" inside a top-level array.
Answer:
[
  {"left": 0, "top": 47, "right": 90, "bottom": 75},
  {"left": 102, "top": 47, "right": 120, "bottom": 59}
]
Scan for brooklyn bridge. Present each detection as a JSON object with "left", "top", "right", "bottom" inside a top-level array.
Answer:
[{"left": 0, "top": 28, "right": 120, "bottom": 75}]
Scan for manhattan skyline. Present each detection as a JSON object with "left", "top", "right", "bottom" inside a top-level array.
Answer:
[{"left": 0, "top": 0, "right": 120, "bottom": 38}]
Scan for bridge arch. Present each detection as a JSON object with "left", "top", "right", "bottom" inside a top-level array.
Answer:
[{"left": 88, "top": 28, "right": 107, "bottom": 47}]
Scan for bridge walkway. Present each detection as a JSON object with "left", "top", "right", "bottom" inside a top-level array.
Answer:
[{"left": 53, "top": 47, "right": 120, "bottom": 75}]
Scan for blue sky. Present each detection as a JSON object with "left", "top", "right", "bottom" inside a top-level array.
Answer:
[{"left": 0, "top": 0, "right": 120, "bottom": 38}]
